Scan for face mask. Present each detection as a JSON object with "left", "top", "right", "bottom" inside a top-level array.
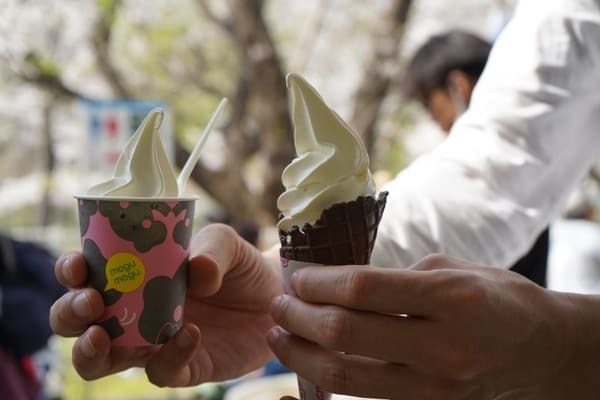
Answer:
[{"left": 448, "top": 84, "right": 467, "bottom": 116}]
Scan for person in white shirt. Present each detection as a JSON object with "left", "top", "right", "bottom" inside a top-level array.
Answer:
[
  {"left": 49, "top": 0, "right": 600, "bottom": 398},
  {"left": 401, "top": 28, "right": 549, "bottom": 287}
]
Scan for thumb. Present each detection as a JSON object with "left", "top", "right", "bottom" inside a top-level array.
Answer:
[{"left": 187, "top": 223, "right": 242, "bottom": 296}]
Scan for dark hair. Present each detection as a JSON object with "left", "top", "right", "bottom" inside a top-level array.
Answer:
[{"left": 403, "top": 29, "right": 492, "bottom": 103}]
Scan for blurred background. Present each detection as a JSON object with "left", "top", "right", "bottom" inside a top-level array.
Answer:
[
  {"left": 0, "top": 0, "right": 517, "bottom": 249},
  {"left": 10, "top": 0, "right": 599, "bottom": 399}
]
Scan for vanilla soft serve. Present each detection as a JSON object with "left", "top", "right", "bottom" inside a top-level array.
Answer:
[
  {"left": 277, "top": 73, "right": 376, "bottom": 231},
  {"left": 86, "top": 108, "right": 179, "bottom": 198}
]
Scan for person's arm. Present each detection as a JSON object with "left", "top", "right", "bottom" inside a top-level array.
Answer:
[
  {"left": 268, "top": 255, "right": 600, "bottom": 399},
  {"left": 373, "top": 0, "right": 600, "bottom": 269}
]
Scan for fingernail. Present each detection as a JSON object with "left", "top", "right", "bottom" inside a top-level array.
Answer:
[
  {"left": 267, "top": 326, "right": 282, "bottom": 343},
  {"left": 72, "top": 292, "right": 92, "bottom": 318},
  {"left": 59, "top": 254, "right": 74, "bottom": 283},
  {"left": 81, "top": 334, "right": 98, "bottom": 359},
  {"left": 176, "top": 328, "right": 193, "bottom": 349},
  {"left": 271, "top": 295, "right": 285, "bottom": 315}
]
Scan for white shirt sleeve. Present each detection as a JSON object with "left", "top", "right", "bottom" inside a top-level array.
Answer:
[{"left": 372, "top": 0, "right": 600, "bottom": 269}]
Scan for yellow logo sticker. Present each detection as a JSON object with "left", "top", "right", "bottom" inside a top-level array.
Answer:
[{"left": 104, "top": 252, "right": 146, "bottom": 293}]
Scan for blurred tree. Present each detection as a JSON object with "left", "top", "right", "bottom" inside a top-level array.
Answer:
[
  {"left": 9, "top": 0, "right": 414, "bottom": 230},
  {"left": 350, "top": 0, "right": 412, "bottom": 158}
]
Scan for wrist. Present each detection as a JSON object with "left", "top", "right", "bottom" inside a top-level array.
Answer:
[{"left": 547, "top": 291, "right": 600, "bottom": 399}]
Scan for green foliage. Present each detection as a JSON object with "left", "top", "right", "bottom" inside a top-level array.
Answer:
[
  {"left": 24, "top": 52, "right": 61, "bottom": 78},
  {"left": 111, "top": 1, "right": 239, "bottom": 145},
  {"left": 379, "top": 138, "right": 409, "bottom": 175},
  {"left": 37, "top": 58, "right": 61, "bottom": 78},
  {"left": 96, "top": 0, "right": 118, "bottom": 13}
]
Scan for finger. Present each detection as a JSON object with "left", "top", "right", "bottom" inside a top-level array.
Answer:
[
  {"left": 188, "top": 223, "right": 282, "bottom": 309},
  {"left": 50, "top": 289, "right": 105, "bottom": 337},
  {"left": 268, "top": 327, "right": 462, "bottom": 399},
  {"left": 271, "top": 295, "right": 438, "bottom": 366},
  {"left": 145, "top": 324, "right": 203, "bottom": 387},
  {"left": 290, "top": 265, "right": 441, "bottom": 316},
  {"left": 72, "top": 325, "right": 111, "bottom": 380},
  {"left": 188, "top": 224, "right": 243, "bottom": 297},
  {"left": 73, "top": 325, "right": 157, "bottom": 380},
  {"left": 55, "top": 252, "right": 88, "bottom": 288}
]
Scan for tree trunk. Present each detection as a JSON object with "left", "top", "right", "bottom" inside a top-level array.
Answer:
[
  {"left": 350, "top": 0, "right": 413, "bottom": 162},
  {"left": 40, "top": 101, "right": 55, "bottom": 226},
  {"left": 226, "top": 0, "right": 294, "bottom": 224},
  {"left": 179, "top": 0, "right": 294, "bottom": 227}
]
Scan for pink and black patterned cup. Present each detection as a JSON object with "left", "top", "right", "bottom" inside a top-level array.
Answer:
[{"left": 75, "top": 195, "right": 195, "bottom": 346}]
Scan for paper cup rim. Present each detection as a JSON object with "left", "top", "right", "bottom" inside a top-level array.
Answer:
[{"left": 73, "top": 194, "right": 199, "bottom": 202}]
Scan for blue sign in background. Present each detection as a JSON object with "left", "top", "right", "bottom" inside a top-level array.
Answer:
[{"left": 80, "top": 99, "right": 173, "bottom": 173}]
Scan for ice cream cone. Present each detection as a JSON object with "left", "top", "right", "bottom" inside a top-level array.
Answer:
[
  {"left": 278, "top": 192, "right": 387, "bottom": 400},
  {"left": 277, "top": 72, "right": 389, "bottom": 400},
  {"left": 279, "top": 192, "right": 388, "bottom": 265}
]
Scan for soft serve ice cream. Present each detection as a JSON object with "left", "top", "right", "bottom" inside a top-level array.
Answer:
[
  {"left": 277, "top": 73, "right": 387, "bottom": 400},
  {"left": 277, "top": 73, "right": 376, "bottom": 231},
  {"left": 86, "top": 108, "right": 179, "bottom": 198}
]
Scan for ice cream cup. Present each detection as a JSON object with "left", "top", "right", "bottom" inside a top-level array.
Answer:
[{"left": 75, "top": 195, "right": 196, "bottom": 346}]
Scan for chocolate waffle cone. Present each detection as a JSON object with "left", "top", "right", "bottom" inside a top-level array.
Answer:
[
  {"left": 279, "top": 191, "right": 388, "bottom": 265},
  {"left": 278, "top": 191, "right": 387, "bottom": 400}
]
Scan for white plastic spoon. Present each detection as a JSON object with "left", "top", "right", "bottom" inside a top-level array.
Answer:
[{"left": 177, "top": 98, "right": 228, "bottom": 194}]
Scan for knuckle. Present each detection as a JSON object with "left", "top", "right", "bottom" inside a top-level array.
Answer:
[
  {"left": 447, "top": 278, "right": 488, "bottom": 310},
  {"left": 203, "top": 223, "right": 237, "bottom": 242},
  {"left": 424, "top": 270, "right": 488, "bottom": 312},
  {"left": 319, "top": 309, "right": 351, "bottom": 348},
  {"left": 192, "top": 223, "right": 237, "bottom": 258},
  {"left": 431, "top": 342, "right": 480, "bottom": 381},
  {"left": 415, "top": 253, "right": 449, "bottom": 271}
]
